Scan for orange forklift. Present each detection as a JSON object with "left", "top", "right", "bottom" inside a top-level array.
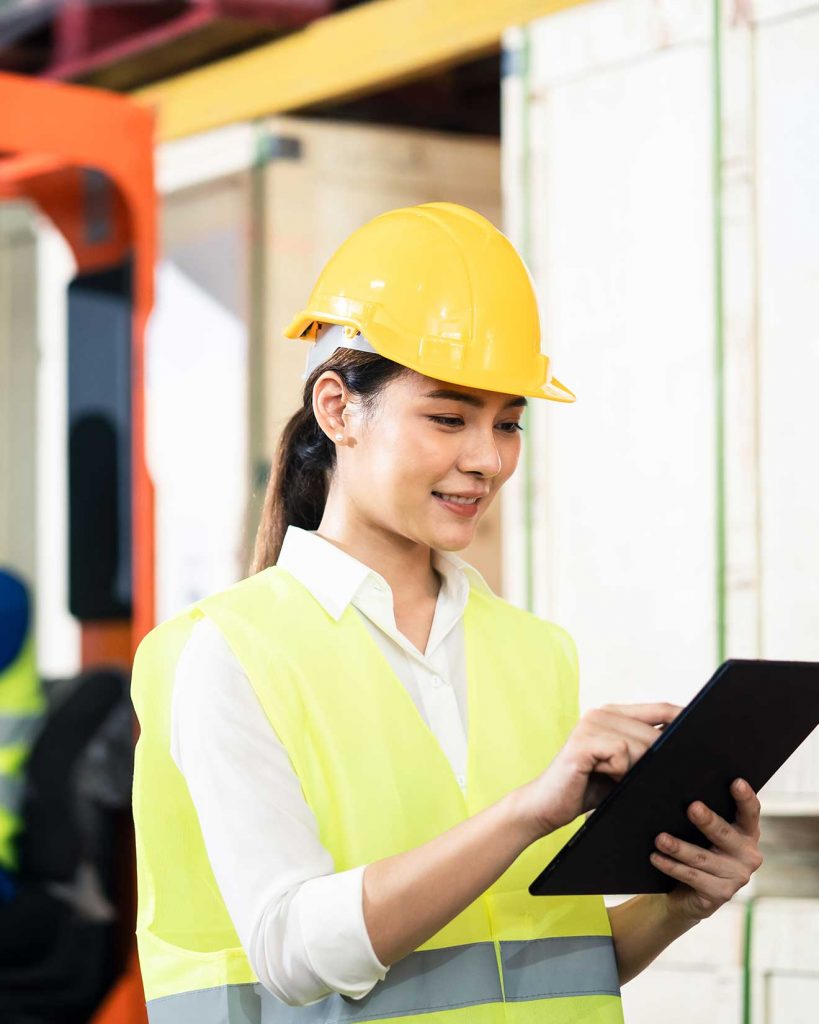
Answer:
[{"left": 1, "top": 70, "right": 156, "bottom": 1023}]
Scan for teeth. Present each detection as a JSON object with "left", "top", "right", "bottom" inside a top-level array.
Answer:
[{"left": 435, "top": 493, "right": 478, "bottom": 505}]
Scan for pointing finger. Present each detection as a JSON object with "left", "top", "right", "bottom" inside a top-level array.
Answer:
[{"left": 598, "top": 702, "right": 684, "bottom": 726}]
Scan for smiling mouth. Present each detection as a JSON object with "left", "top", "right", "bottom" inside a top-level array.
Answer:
[{"left": 431, "top": 491, "right": 482, "bottom": 505}]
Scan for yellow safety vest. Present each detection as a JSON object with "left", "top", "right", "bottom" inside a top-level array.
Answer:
[
  {"left": 0, "top": 627, "right": 44, "bottom": 870},
  {"left": 132, "top": 565, "right": 624, "bottom": 1024}
]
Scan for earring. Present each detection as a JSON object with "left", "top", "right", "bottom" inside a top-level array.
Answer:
[{"left": 335, "top": 433, "right": 344, "bottom": 441}]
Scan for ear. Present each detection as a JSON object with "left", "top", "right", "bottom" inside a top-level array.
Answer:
[{"left": 312, "top": 371, "right": 350, "bottom": 440}]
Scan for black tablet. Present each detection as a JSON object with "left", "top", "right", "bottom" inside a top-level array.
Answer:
[{"left": 529, "top": 659, "right": 819, "bottom": 896}]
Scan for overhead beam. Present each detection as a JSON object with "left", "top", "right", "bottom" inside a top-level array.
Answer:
[{"left": 132, "top": 0, "right": 589, "bottom": 141}]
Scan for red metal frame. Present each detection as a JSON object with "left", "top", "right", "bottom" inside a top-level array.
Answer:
[{"left": 43, "top": 0, "right": 332, "bottom": 81}]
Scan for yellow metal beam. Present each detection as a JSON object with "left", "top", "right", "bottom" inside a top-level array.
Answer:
[{"left": 133, "top": 0, "right": 589, "bottom": 142}]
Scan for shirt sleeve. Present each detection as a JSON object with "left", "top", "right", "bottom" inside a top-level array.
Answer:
[{"left": 170, "top": 616, "right": 390, "bottom": 1006}]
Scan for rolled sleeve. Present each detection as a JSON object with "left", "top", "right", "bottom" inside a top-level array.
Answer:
[{"left": 253, "top": 864, "right": 389, "bottom": 1006}]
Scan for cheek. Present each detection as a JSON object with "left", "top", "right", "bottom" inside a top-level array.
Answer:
[
  {"left": 377, "top": 421, "right": 453, "bottom": 474},
  {"left": 500, "top": 442, "right": 521, "bottom": 478},
  {"left": 363, "top": 454, "right": 438, "bottom": 514},
  {"left": 359, "top": 435, "right": 422, "bottom": 492}
]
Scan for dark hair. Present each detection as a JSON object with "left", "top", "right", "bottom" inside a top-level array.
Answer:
[{"left": 249, "top": 346, "right": 412, "bottom": 574}]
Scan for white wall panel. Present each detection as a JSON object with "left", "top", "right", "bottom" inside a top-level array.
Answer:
[
  {"left": 503, "top": 0, "right": 819, "bottom": 808},
  {"left": 756, "top": 12, "right": 819, "bottom": 663},
  {"left": 754, "top": 8, "right": 819, "bottom": 806},
  {"left": 751, "top": 897, "right": 819, "bottom": 1023},
  {"left": 620, "top": 899, "right": 745, "bottom": 1023},
  {"left": 502, "top": 0, "right": 819, "bottom": 1011},
  {"left": 147, "top": 259, "right": 249, "bottom": 621},
  {"left": 504, "top": 4, "right": 716, "bottom": 715}
]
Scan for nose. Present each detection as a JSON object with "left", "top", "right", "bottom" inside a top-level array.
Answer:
[{"left": 459, "top": 432, "right": 503, "bottom": 478}]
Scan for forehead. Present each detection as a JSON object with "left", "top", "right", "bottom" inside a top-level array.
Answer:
[{"left": 401, "top": 372, "right": 527, "bottom": 410}]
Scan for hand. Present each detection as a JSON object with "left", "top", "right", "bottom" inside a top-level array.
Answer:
[
  {"left": 651, "top": 778, "right": 764, "bottom": 925},
  {"left": 518, "top": 702, "right": 684, "bottom": 837}
]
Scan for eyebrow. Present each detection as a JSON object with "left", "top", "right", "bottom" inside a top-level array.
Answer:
[{"left": 422, "top": 388, "right": 528, "bottom": 409}]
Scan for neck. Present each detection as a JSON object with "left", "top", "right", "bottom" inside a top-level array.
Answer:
[{"left": 314, "top": 516, "right": 441, "bottom": 607}]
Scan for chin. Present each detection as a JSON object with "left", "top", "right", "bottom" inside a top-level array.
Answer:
[{"left": 428, "top": 525, "right": 477, "bottom": 550}]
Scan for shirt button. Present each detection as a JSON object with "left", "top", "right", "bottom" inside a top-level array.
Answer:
[
  {"left": 431, "top": 675, "right": 444, "bottom": 688},
  {"left": 456, "top": 774, "right": 466, "bottom": 787}
]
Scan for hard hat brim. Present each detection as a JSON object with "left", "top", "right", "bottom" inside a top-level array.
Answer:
[
  {"left": 532, "top": 376, "right": 576, "bottom": 403},
  {"left": 283, "top": 313, "right": 576, "bottom": 404}
]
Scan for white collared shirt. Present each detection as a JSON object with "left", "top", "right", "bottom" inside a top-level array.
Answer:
[{"left": 170, "top": 524, "right": 494, "bottom": 1007}]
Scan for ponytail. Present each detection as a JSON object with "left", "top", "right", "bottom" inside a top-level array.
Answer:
[{"left": 249, "top": 347, "right": 410, "bottom": 574}]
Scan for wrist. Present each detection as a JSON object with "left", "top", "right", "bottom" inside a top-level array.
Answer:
[
  {"left": 500, "top": 785, "right": 550, "bottom": 847},
  {"left": 658, "top": 891, "right": 702, "bottom": 933}
]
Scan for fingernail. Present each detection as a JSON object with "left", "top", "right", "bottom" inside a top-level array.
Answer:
[{"left": 734, "top": 779, "right": 748, "bottom": 794}]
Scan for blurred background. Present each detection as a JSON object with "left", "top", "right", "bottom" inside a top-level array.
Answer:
[{"left": 1, "top": 0, "right": 817, "bottom": 1021}]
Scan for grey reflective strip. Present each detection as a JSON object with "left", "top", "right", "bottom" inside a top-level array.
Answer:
[
  {"left": 277, "top": 941, "right": 503, "bottom": 1022},
  {"left": 0, "top": 713, "right": 40, "bottom": 747},
  {"left": 147, "top": 943, "right": 502, "bottom": 1023},
  {"left": 501, "top": 935, "right": 621, "bottom": 999},
  {"left": 146, "top": 935, "right": 620, "bottom": 1023},
  {"left": 148, "top": 982, "right": 261, "bottom": 1024},
  {"left": 0, "top": 773, "right": 24, "bottom": 814}
]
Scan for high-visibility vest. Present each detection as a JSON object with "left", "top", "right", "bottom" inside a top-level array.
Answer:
[
  {"left": 132, "top": 565, "right": 625, "bottom": 1024},
  {"left": 0, "top": 573, "right": 44, "bottom": 871}
]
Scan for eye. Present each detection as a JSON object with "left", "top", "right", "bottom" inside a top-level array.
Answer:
[{"left": 427, "top": 416, "right": 523, "bottom": 433}]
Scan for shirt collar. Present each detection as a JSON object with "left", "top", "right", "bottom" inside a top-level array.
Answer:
[{"left": 276, "top": 524, "right": 494, "bottom": 622}]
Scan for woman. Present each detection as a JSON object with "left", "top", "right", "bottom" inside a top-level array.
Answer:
[{"left": 131, "top": 202, "right": 764, "bottom": 1024}]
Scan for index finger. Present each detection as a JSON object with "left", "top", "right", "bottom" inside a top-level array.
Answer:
[{"left": 599, "top": 702, "right": 684, "bottom": 727}]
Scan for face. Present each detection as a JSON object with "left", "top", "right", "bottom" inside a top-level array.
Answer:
[{"left": 315, "top": 368, "right": 526, "bottom": 552}]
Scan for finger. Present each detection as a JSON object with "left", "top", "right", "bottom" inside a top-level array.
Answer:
[
  {"left": 649, "top": 850, "right": 738, "bottom": 901},
  {"left": 589, "top": 707, "right": 677, "bottom": 751},
  {"left": 598, "top": 702, "right": 684, "bottom": 727},
  {"left": 730, "top": 778, "right": 762, "bottom": 839},
  {"left": 654, "top": 831, "right": 736, "bottom": 879},
  {"left": 587, "top": 733, "right": 639, "bottom": 779},
  {"left": 687, "top": 801, "right": 751, "bottom": 859}
]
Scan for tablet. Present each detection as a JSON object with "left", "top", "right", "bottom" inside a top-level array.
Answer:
[{"left": 529, "top": 659, "right": 819, "bottom": 896}]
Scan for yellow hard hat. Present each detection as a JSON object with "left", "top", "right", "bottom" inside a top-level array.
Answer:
[{"left": 282, "top": 202, "right": 575, "bottom": 402}]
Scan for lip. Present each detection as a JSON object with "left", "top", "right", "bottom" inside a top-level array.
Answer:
[
  {"left": 432, "top": 490, "right": 490, "bottom": 500},
  {"left": 432, "top": 492, "right": 483, "bottom": 518}
]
